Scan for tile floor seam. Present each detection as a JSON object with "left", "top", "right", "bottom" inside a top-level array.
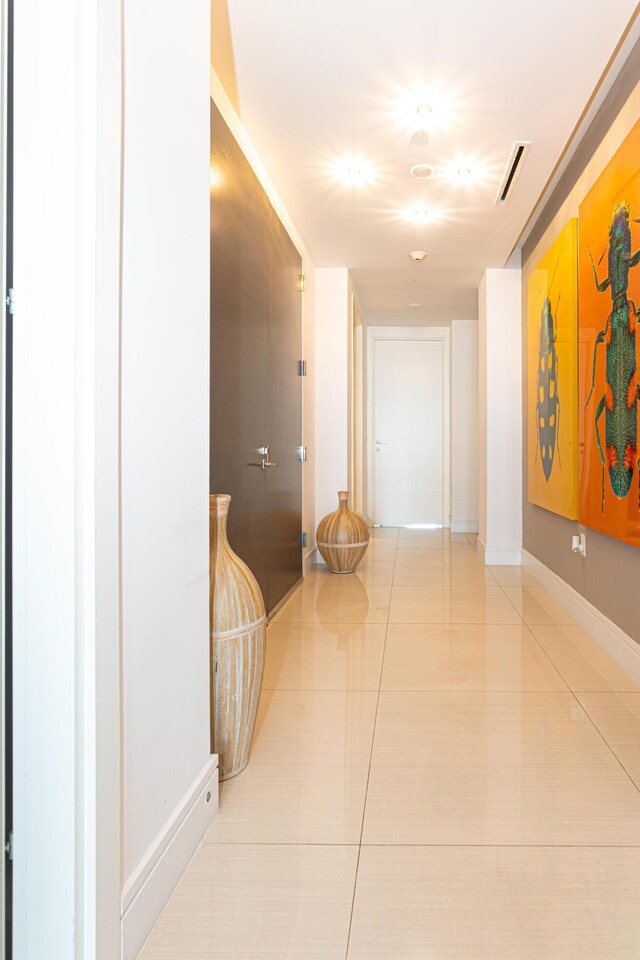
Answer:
[
  {"left": 204, "top": 840, "right": 640, "bottom": 847},
  {"left": 494, "top": 578, "right": 528, "bottom": 624},
  {"left": 356, "top": 841, "right": 640, "bottom": 848},
  {"left": 344, "top": 555, "right": 393, "bottom": 960},
  {"left": 518, "top": 620, "right": 573, "bottom": 693},
  {"left": 566, "top": 686, "right": 640, "bottom": 796},
  {"left": 518, "top": 617, "right": 640, "bottom": 797}
]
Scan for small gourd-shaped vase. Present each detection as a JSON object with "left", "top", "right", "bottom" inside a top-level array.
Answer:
[
  {"left": 316, "top": 491, "right": 370, "bottom": 573},
  {"left": 209, "top": 494, "right": 266, "bottom": 780}
]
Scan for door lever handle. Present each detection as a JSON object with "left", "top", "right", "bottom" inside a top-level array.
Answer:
[
  {"left": 375, "top": 440, "right": 388, "bottom": 444},
  {"left": 249, "top": 445, "right": 278, "bottom": 470}
]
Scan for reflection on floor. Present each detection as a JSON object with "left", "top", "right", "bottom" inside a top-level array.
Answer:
[{"left": 142, "top": 529, "right": 640, "bottom": 959}]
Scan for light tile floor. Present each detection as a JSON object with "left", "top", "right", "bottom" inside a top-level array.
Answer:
[{"left": 142, "top": 529, "right": 640, "bottom": 959}]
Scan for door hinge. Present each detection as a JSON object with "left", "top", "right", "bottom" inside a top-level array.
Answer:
[
  {"left": 5, "top": 831, "right": 13, "bottom": 861},
  {"left": 5, "top": 288, "right": 14, "bottom": 315},
  {"left": 299, "top": 531, "right": 307, "bottom": 549},
  {"left": 297, "top": 445, "right": 307, "bottom": 462},
  {"left": 298, "top": 360, "right": 307, "bottom": 376},
  {"left": 297, "top": 274, "right": 307, "bottom": 292}
]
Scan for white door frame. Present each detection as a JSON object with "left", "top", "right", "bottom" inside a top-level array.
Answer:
[
  {"left": 0, "top": 0, "right": 8, "bottom": 949},
  {"left": 12, "top": 0, "right": 122, "bottom": 954},
  {"left": 366, "top": 325, "right": 450, "bottom": 527}
]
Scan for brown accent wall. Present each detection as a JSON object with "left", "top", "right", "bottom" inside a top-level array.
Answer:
[
  {"left": 210, "top": 101, "right": 303, "bottom": 614},
  {"left": 521, "top": 40, "right": 640, "bottom": 644}
]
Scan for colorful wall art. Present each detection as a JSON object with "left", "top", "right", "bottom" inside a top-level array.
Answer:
[
  {"left": 578, "top": 119, "right": 640, "bottom": 548},
  {"left": 579, "top": 121, "right": 640, "bottom": 547},
  {"left": 527, "top": 219, "right": 578, "bottom": 519}
]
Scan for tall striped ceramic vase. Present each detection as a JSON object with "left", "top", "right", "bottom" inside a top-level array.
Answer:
[
  {"left": 316, "top": 491, "right": 370, "bottom": 573},
  {"left": 209, "top": 494, "right": 266, "bottom": 780}
]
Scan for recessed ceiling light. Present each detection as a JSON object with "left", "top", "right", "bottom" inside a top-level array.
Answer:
[
  {"left": 456, "top": 166, "right": 473, "bottom": 180},
  {"left": 405, "top": 203, "right": 437, "bottom": 225},
  {"left": 410, "top": 163, "right": 433, "bottom": 179},
  {"left": 408, "top": 250, "right": 427, "bottom": 262},
  {"left": 334, "top": 156, "right": 373, "bottom": 185}
]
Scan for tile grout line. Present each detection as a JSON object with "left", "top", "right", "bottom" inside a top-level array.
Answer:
[
  {"left": 514, "top": 613, "right": 640, "bottom": 798},
  {"left": 488, "top": 575, "right": 640, "bottom": 794},
  {"left": 343, "top": 532, "right": 396, "bottom": 960},
  {"left": 204, "top": 839, "right": 640, "bottom": 847}
]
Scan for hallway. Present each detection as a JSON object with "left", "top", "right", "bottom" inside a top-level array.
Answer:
[{"left": 142, "top": 529, "right": 640, "bottom": 959}]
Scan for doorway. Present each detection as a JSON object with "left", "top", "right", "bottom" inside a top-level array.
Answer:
[{"left": 366, "top": 326, "right": 450, "bottom": 527}]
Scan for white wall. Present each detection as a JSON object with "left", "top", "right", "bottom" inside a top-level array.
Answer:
[
  {"left": 120, "top": 0, "right": 216, "bottom": 954},
  {"left": 451, "top": 320, "right": 479, "bottom": 532},
  {"left": 315, "top": 269, "right": 350, "bottom": 526},
  {"left": 478, "top": 268, "right": 523, "bottom": 563}
]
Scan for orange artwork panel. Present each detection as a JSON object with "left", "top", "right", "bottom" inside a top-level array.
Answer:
[{"left": 578, "top": 118, "right": 640, "bottom": 547}]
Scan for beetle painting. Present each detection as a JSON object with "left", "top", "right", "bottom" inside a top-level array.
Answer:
[
  {"left": 527, "top": 219, "right": 578, "bottom": 519},
  {"left": 584, "top": 202, "right": 640, "bottom": 508},
  {"left": 536, "top": 266, "right": 561, "bottom": 483},
  {"left": 578, "top": 118, "right": 640, "bottom": 548}
]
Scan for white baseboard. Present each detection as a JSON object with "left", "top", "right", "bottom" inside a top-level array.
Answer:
[
  {"left": 451, "top": 519, "right": 479, "bottom": 533},
  {"left": 477, "top": 538, "right": 522, "bottom": 566},
  {"left": 303, "top": 546, "right": 318, "bottom": 575},
  {"left": 122, "top": 756, "right": 219, "bottom": 960},
  {"left": 522, "top": 550, "right": 640, "bottom": 684}
]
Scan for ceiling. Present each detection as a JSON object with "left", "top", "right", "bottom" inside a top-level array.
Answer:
[{"left": 215, "top": 0, "right": 638, "bottom": 322}]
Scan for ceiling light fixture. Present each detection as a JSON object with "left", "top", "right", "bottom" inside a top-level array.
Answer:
[
  {"left": 410, "top": 130, "right": 429, "bottom": 147},
  {"left": 410, "top": 163, "right": 433, "bottom": 179},
  {"left": 409, "top": 302, "right": 421, "bottom": 308},
  {"left": 408, "top": 250, "right": 427, "bottom": 262},
  {"left": 456, "top": 166, "right": 472, "bottom": 180},
  {"left": 410, "top": 103, "right": 433, "bottom": 147},
  {"left": 416, "top": 103, "right": 432, "bottom": 124},
  {"left": 406, "top": 203, "right": 437, "bottom": 225},
  {"left": 334, "top": 156, "right": 373, "bottom": 185}
]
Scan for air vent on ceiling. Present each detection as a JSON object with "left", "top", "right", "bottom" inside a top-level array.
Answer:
[{"left": 495, "top": 141, "right": 531, "bottom": 206}]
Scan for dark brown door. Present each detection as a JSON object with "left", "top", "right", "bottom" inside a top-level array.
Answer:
[{"left": 210, "top": 101, "right": 303, "bottom": 613}]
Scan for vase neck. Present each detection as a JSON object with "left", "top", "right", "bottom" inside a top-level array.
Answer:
[
  {"left": 210, "top": 494, "right": 231, "bottom": 548},
  {"left": 337, "top": 491, "right": 349, "bottom": 510}
]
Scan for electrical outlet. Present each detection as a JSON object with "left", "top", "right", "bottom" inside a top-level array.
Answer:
[{"left": 571, "top": 533, "right": 587, "bottom": 557}]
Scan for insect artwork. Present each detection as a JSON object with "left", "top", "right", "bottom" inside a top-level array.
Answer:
[
  {"left": 535, "top": 260, "right": 562, "bottom": 483},
  {"left": 527, "top": 218, "right": 578, "bottom": 520},
  {"left": 584, "top": 201, "right": 640, "bottom": 510}
]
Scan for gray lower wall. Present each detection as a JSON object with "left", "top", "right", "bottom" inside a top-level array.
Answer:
[{"left": 520, "top": 38, "right": 640, "bottom": 646}]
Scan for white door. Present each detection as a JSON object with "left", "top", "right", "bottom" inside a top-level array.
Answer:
[{"left": 373, "top": 337, "right": 444, "bottom": 525}]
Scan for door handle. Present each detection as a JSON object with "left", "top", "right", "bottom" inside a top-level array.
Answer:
[
  {"left": 375, "top": 440, "right": 388, "bottom": 444},
  {"left": 249, "top": 445, "right": 278, "bottom": 470},
  {"left": 375, "top": 439, "right": 387, "bottom": 452}
]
